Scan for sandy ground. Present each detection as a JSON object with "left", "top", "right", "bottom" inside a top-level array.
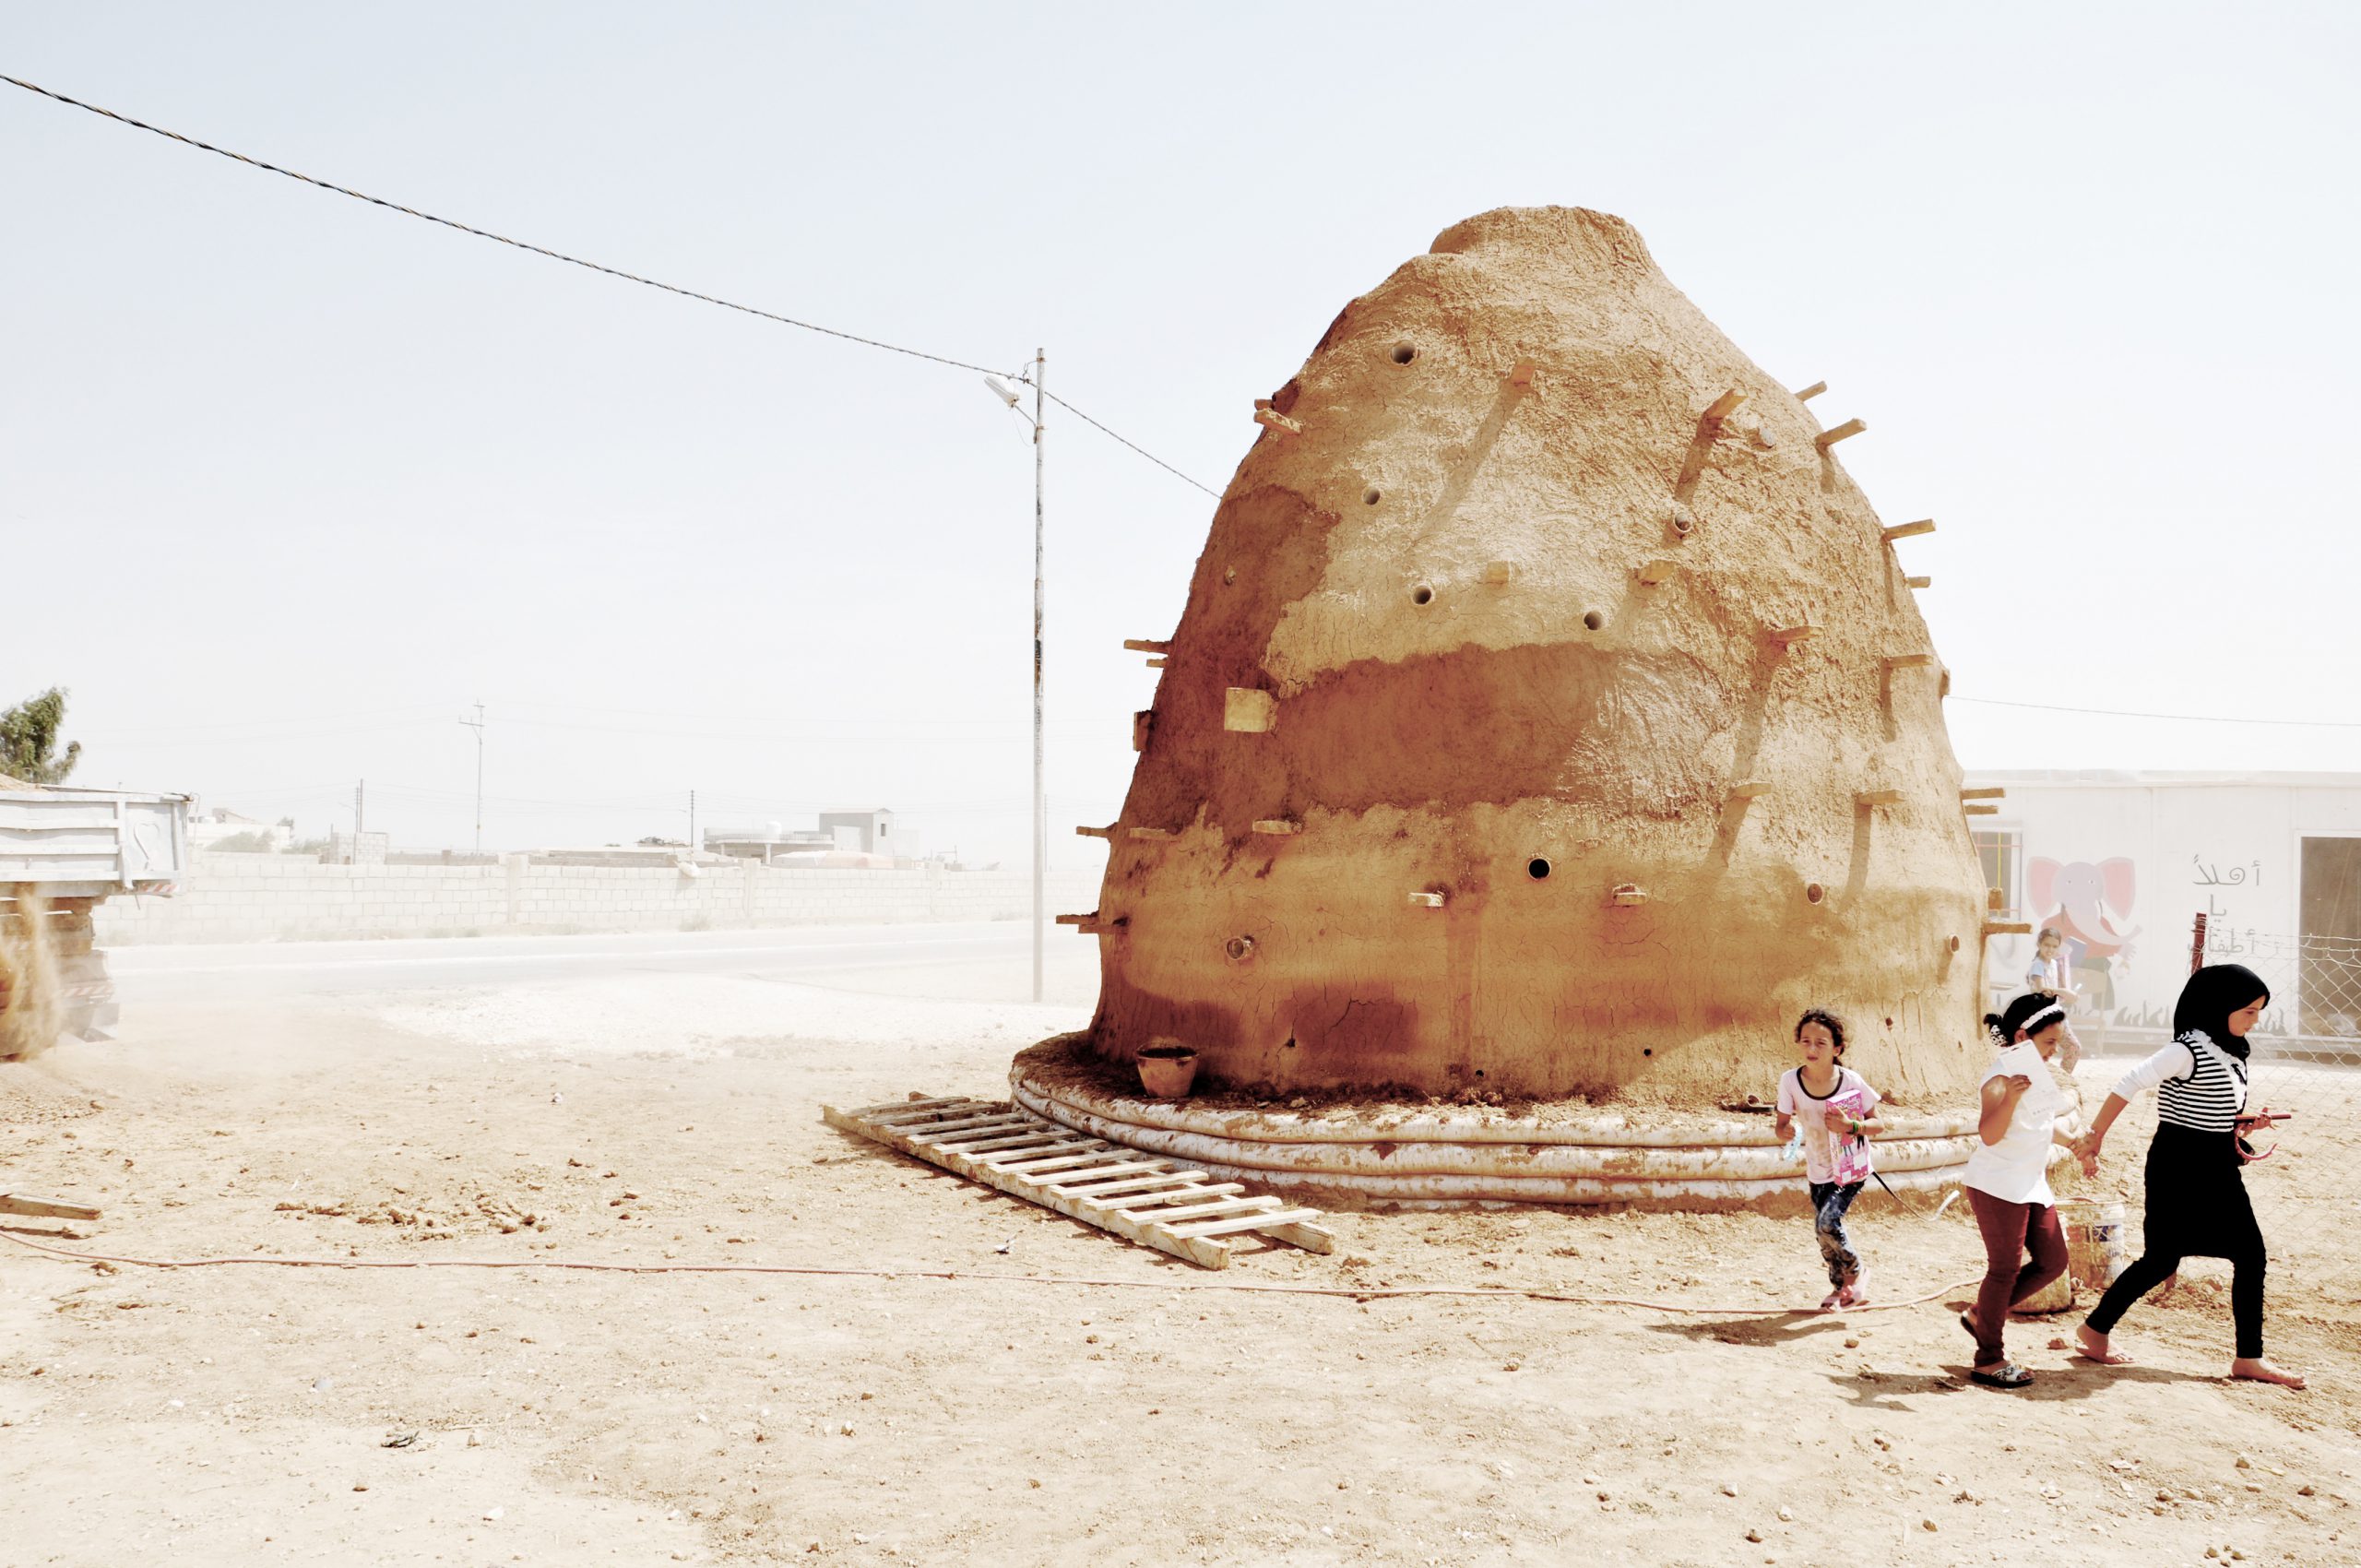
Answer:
[{"left": 3, "top": 956, "right": 2357, "bottom": 1567}]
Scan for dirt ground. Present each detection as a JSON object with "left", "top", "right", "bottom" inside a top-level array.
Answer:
[{"left": 3, "top": 965, "right": 2356, "bottom": 1567}]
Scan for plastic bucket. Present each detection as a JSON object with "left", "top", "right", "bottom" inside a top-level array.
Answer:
[{"left": 2058, "top": 1199, "right": 2128, "bottom": 1290}]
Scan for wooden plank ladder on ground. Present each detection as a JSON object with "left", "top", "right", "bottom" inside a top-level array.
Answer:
[{"left": 820, "top": 1096, "right": 1335, "bottom": 1270}]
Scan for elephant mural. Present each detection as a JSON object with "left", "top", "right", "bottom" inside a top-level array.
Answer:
[{"left": 2028, "top": 857, "right": 2142, "bottom": 1015}]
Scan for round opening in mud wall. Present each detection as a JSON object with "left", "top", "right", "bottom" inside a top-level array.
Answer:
[
  {"left": 1582, "top": 609, "right": 1607, "bottom": 632},
  {"left": 1390, "top": 342, "right": 1418, "bottom": 365},
  {"left": 1362, "top": 487, "right": 1382, "bottom": 506},
  {"left": 1527, "top": 857, "right": 1551, "bottom": 881},
  {"left": 1948, "top": 934, "right": 1963, "bottom": 953},
  {"left": 1411, "top": 583, "right": 1434, "bottom": 607},
  {"left": 1224, "top": 935, "right": 1256, "bottom": 964},
  {"left": 1806, "top": 882, "right": 1826, "bottom": 904}
]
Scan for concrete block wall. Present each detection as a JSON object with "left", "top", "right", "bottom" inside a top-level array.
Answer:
[{"left": 92, "top": 852, "right": 1107, "bottom": 944}]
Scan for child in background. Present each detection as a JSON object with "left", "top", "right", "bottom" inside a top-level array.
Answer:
[{"left": 1774, "top": 1009, "right": 1885, "bottom": 1309}]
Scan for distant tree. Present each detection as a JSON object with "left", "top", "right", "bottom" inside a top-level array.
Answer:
[
  {"left": 0, "top": 687, "right": 79, "bottom": 785},
  {"left": 209, "top": 831, "right": 279, "bottom": 853}
]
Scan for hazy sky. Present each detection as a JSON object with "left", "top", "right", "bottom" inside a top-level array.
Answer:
[{"left": 6, "top": 3, "right": 2356, "bottom": 861}]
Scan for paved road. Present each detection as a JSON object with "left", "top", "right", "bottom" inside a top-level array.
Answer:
[{"left": 105, "top": 921, "right": 1059, "bottom": 1001}]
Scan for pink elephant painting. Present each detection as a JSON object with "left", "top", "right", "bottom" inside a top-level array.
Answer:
[{"left": 2027, "top": 857, "right": 2142, "bottom": 961}]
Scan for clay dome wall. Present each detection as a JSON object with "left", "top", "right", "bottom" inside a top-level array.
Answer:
[{"left": 1084, "top": 207, "right": 1989, "bottom": 1105}]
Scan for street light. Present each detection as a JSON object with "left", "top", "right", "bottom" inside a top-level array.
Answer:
[{"left": 984, "top": 352, "right": 1048, "bottom": 1004}]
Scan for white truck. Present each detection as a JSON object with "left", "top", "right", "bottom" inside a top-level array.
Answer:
[{"left": 0, "top": 782, "right": 190, "bottom": 1052}]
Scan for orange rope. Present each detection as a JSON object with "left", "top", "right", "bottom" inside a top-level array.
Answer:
[{"left": 0, "top": 1228, "right": 1977, "bottom": 1317}]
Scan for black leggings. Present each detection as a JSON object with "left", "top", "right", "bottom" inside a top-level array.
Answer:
[{"left": 2084, "top": 1125, "right": 2268, "bottom": 1359}]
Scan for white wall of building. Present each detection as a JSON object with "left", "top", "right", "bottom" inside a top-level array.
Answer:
[{"left": 1966, "top": 771, "right": 2361, "bottom": 1036}]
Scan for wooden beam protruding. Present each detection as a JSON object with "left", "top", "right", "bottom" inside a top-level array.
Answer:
[
  {"left": 1123, "top": 638, "right": 1172, "bottom": 654},
  {"left": 1769, "top": 622, "right": 1819, "bottom": 645},
  {"left": 1857, "top": 787, "right": 1905, "bottom": 807},
  {"left": 1703, "top": 388, "right": 1749, "bottom": 422},
  {"left": 1481, "top": 561, "right": 1515, "bottom": 586},
  {"left": 1884, "top": 652, "right": 1938, "bottom": 671},
  {"left": 1881, "top": 519, "right": 1937, "bottom": 543},
  {"left": 1815, "top": 418, "right": 1867, "bottom": 451},
  {"left": 1904, "top": 575, "right": 1932, "bottom": 589},
  {"left": 1223, "top": 688, "right": 1276, "bottom": 734},
  {"left": 1505, "top": 361, "right": 1537, "bottom": 388},
  {"left": 1796, "top": 380, "right": 1829, "bottom": 401},
  {"left": 1633, "top": 559, "right": 1683, "bottom": 586},
  {"left": 1961, "top": 787, "right": 2007, "bottom": 801},
  {"left": 1988, "top": 886, "right": 2007, "bottom": 911},
  {"left": 1983, "top": 921, "right": 2035, "bottom": 938},
  {"left": 1075, "top": 824, "right": 1115, "bottom": 839},
  {"left": 1728, "top": 780, "right": 1774, "bottom": 799},
  {"left": 1407, "top": 891, "right": 1445, "bottom": 909},
  {"left": 1964, "top": 803, "right": 2000, "bottom": 816},
  {"left": 1252, "top": 819, "right": 1299, "bottom": 837},
  {"left": 1126, "top": 826, "right": 1177, "bottom": 841},
  {"left": 1610, "top": 884, "right": 1650, "bottom": 907},
  {"left": 1133, "top": 710, "right": 1153, "bottom": 753},
  {"left": 1253, "top": 408, "right": 1303, "bottom": 438}
]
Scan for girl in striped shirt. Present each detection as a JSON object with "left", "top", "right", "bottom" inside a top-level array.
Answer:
[{"left": 2071, "top": 963, "right": 2304, "bottom": 1388}]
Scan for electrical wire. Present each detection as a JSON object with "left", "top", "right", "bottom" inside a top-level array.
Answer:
[
  {"left": 2, "top": 72, "right": 1223, "bottom": 499},
  {"left": 1033, "top": 387, "right": 1221, "bottom": 500},
  {"left": 0, "top": 1228, "right": 1977, "bottom": 1318},
  {"left": 1952, "top": 696, "right": 2361, "bottom": 730}
]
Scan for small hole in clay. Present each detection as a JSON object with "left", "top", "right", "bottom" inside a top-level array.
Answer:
[
  {"left": 1224, "top": 935, "right": 1255, "bottom": 964},
  {"left": 1884, "top": 1016, "right": 1895, "bottom": 1028},
  {"left": 1643, "top": 1048, "right": 1653, "bottom": 1057},
  {"left": 1390, "top": 342, "right": 1417, "bottom": 365},
  {"left": 1948, "top": 934, "right": 1963, "bottom": 953},
  {"left": 1582, "top": 610, "right": 1606, "bottom": 632},
  {"left": 1362, "top": 488, "right": 1382, "bottom": 505},
  {"left": 1806, "top": 883, "right": 1826, "bottom": 904},
  {"left": 1473, "top": 1069, "right": 1485, "bottom": 1079},
  {"left": 1527, "top": 858, "right": 1551, "bottom": 880},
  {"left": 1410, "top": 583, "right": 1434, "bottom": 607}
]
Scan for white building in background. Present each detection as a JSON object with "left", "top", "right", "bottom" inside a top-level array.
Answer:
[{"left": 1966, "top": 771, "right": 2361, "bottom": 1040}]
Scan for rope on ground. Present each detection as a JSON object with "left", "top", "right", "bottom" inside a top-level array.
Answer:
[{"left": 0, "top": 1229, "right": 1978, "bottom": 1317}]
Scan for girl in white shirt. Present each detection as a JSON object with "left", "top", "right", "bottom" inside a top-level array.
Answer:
[
  {"left": 2072, "top": 963, "right": 2303, "bottom": 1388},
  {"left": 1956, "top": 993, "right": 2081, "bottom": 1388}
]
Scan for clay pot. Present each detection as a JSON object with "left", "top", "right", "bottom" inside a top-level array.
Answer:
[{"left": 1135, "top": 1046, "right": 1199, "bottom": 1099}]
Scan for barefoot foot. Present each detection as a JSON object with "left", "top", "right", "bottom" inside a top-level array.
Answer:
[
  {"left": 2074, "top": 1324, "right": 2133, "bottom": 1365},
  {"left": 2230, "top": 1356, "right": 2306, "bottom": 1389},
  {"left": 1818, "top": 1288, "right": 1844, "bottom": 1312}
]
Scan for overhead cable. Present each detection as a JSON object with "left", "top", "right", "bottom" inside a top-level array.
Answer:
[
  {"left": 4, "top": 73, "right": 1221, "bottom": 498},
  {"left": 1953, "top": 696, "right": 2361, "bottom": 730}
]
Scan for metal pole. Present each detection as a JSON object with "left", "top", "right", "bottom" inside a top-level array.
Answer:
[
  {"left": 469, "top": 702, "right": 486, "bottom": 854},
  {"left": 688, "top": 789, "right": 697, "bottom": 857},
  {"left": 1032, "top": 348, "right": 1046, "bottom": 1005}
]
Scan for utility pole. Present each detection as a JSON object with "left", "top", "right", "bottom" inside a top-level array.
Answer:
[
  {"left": 355, "top": 778, "right": 365, "bottom": 837},
  {"left": 458, "top": 702, "right": 486, "bottom": 854},
  {"left": 1030, "top": 348, "right": 1046, "bottom": 1005},
  {"left": 979, "top": 353, "right": 1050, "bottom": 1006},
  {"left": 688, "top": 789, "right": 697, "bottom": 856}
]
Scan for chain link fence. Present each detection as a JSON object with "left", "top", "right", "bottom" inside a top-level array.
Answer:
[{"left": 2065, "top": 913, "right": 2361, "bottom": 1320}]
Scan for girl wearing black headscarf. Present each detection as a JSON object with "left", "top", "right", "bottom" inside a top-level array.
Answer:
[{"left": 2071, "top": 963, "right": 2304, "bottom": 1387}]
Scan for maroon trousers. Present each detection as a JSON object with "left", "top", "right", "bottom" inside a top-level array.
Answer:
[{"left": 1965, "top": 1187, "right": 2068, "bottom": 1366}]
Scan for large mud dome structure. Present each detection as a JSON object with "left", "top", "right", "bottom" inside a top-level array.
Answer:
[{"left": 1016, "top": 207, "right": 2012, "bottom": 1204}]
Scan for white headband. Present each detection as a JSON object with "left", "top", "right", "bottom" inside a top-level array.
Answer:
[{"left": 2019, "top": 1003, "right": 2067, "bottom": 1038}]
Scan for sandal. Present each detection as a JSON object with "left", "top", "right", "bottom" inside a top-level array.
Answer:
[
  {"left": 1970, "top": 1361, "right": 2035, "bottom": 1389},
  {"left": 1819, "top": 1288, "right": 1845, "bottom": 1311}
]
